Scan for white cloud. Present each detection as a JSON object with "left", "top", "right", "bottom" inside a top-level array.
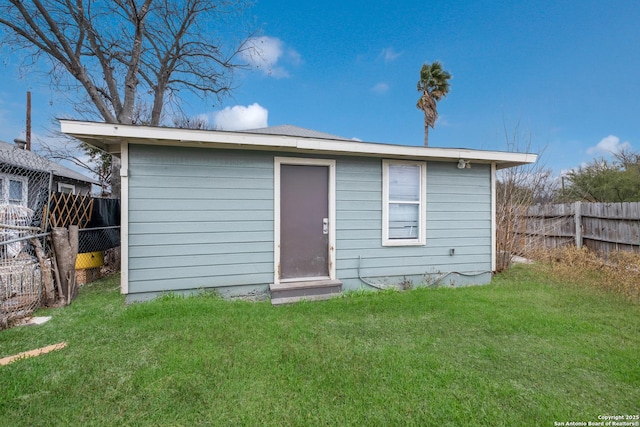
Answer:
[
  {"left": 379, "top": 47, "right": 402, "bottom": 63},
  {"left": 371, "top": 82, "right": 389, "bottom": 94},
  {"left": 561, "top": 162, "right": 590, "bottom": 175},
  {"left": 213, "top": 103, "right": 268, "bottom": 131},
  {"left": 241, "top": 36, "right": 301, "bottom": 78},
  {"left": 559, "top": 168, "right": 573, "bottom": 176},
  {"left": 586, "top": 135, "right": 631, "bottom": 156},
  {"left": 195, "top": 113, "right": 209, "bottom": 122},
  {"left": 286, "top": 48, "right": 303, "bottom": 67},
  {"left": 436, "top": 115, "right": 450, "bottom": 127}
]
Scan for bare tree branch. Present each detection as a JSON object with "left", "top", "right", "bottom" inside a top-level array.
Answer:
[
  {"left": 0, "top": 0, "right": 253, "bottom": 196},
  {"left": 495, "top": 122, "right": 556, "bottom": 270},
  {"left": 0, "top": 0, "right": 252, "bottom": 125},
  {"left": 39, "top": 132, "right": 113, "bottom": 196}
]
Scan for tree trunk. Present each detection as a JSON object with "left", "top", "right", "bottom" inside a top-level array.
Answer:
[
  {"left": 30, "top": 237, "right": 55, "bottom": 306},
  {"left": 110, "top": 156, "right": 122, "bottom": 199},
  {"left": 51, "top": 226, "right": 79, "bottom": 305},
  {"left": 150, "top": 77, "right": 167, "bottom": 126},
  {"left": 421, "top": 93, "right": 436, "bottom": 147},
  {"left": 423, "top": 117, "right": 429, "bottom": 147}
]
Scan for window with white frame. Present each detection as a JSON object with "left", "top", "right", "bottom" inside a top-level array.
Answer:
[
  {"left": 57, "top": 182, "right": 76, "bottom": 194},
  {"left": 382, "top": 160, "right": 426, "bottom": 246},
  {"left": 0, "top": 174, "right": 28, "bottom": 206}
]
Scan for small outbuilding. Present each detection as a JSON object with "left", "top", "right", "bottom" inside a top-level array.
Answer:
[{"left": 61, "top": 120, "right": 536, "bottom": 304}]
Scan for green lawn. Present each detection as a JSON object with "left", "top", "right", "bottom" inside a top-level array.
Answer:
[{"left": 1, "top": 265, "right": 638, "bottom": 426}]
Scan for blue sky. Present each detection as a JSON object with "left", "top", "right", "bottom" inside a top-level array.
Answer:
[{"left": 0, "top": 0, "right": 638, "bottom": 175}]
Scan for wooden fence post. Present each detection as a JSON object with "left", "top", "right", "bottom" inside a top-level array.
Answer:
[
  {"left": 51, "top": 226, "right": 79, "bottom": 305},
  {"left": 573, "top": 201, "right": 582, "bottom": 248}
]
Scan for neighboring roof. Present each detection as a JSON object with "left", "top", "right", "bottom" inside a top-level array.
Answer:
[
  {"left": 0, "top": 140, "right": 98, "bottom": 184},
  {"left": 59, "top": 120, "right": 538, "bottom": 170},
  {"left": 243, "top": 124, "right": 353, "bottom": 141}
]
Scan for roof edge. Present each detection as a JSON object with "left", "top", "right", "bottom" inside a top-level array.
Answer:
[{"left": 59, "top": 120, "right": 538, "bottom": 168}]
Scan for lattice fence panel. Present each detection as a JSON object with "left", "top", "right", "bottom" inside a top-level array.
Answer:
[{"left": 48, "top": 192, "right": 94, "bottom": 228}]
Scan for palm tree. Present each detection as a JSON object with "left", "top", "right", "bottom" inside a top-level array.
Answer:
[{"left": 416, "top": 61, "right": 451, "bottom": 146}]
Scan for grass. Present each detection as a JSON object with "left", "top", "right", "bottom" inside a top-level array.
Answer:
[
  {"left": 1, "top": 265, "right": 639, "bottom": 426},
  {"left": 530, "top": 246, "right": 640, "bottom": 302}
]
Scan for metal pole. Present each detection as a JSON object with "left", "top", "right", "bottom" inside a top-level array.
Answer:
[
  {"left": 43, "top": 170, "right": 54, "bottom": 252},
  {"left": 26, "top": 91, "right": 31, "bottom": 151},
  {"left": 1, "top": 232, "right": 50, "bottom": 246}
]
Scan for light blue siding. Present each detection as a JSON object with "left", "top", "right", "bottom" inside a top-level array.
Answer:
[
  {"left": 128, "top": 144, "right": 274, "bottom": 297},
  {"left": 335, "top": 158, "right": 492, "bottom": 290},
  {"left": 127, "top": 144, "right": 493, "bottom": 300}
]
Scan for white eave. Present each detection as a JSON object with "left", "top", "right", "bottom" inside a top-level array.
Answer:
[{"left": 60, "top": 120, "right": 537, "bottom": 169}]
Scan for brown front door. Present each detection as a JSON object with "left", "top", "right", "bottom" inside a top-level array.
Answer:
[{"left": 280, "top": 164, "right": 329, "bottom": 280}]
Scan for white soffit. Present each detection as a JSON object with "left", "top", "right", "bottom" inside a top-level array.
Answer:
[{"left": 60, "top": 120, "right": 537, "bottom": 169}]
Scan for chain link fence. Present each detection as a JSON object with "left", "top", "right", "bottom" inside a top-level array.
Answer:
[
  {"left": 0, "top": 143, "right": 52, "bottom": 328},
  {"left": 77, "top": 226, "right": 121, "bottom": 284},
  {"left": 0, "top": 142, "right": 120, "bottom": 329}
]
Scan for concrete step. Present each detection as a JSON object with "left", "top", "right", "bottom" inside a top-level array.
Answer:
[
  {"left": 270, "top": 279, "right": 342, "bottom": 305},
  {"left": 271, "top": 293, "right": 339, "bottom": 306}
]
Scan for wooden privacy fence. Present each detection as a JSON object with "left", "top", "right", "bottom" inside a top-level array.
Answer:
[{"left": 515, "top": 202, "right": 640, "bottom": 255}]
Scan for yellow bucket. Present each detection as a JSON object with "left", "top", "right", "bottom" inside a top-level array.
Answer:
[{"left": 75, "top": 252, "right": 104, "bottom": 269}]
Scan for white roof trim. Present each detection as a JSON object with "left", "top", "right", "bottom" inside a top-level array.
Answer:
[{"left": 59, "top": 120, "right": 537, "bottom": 169}]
